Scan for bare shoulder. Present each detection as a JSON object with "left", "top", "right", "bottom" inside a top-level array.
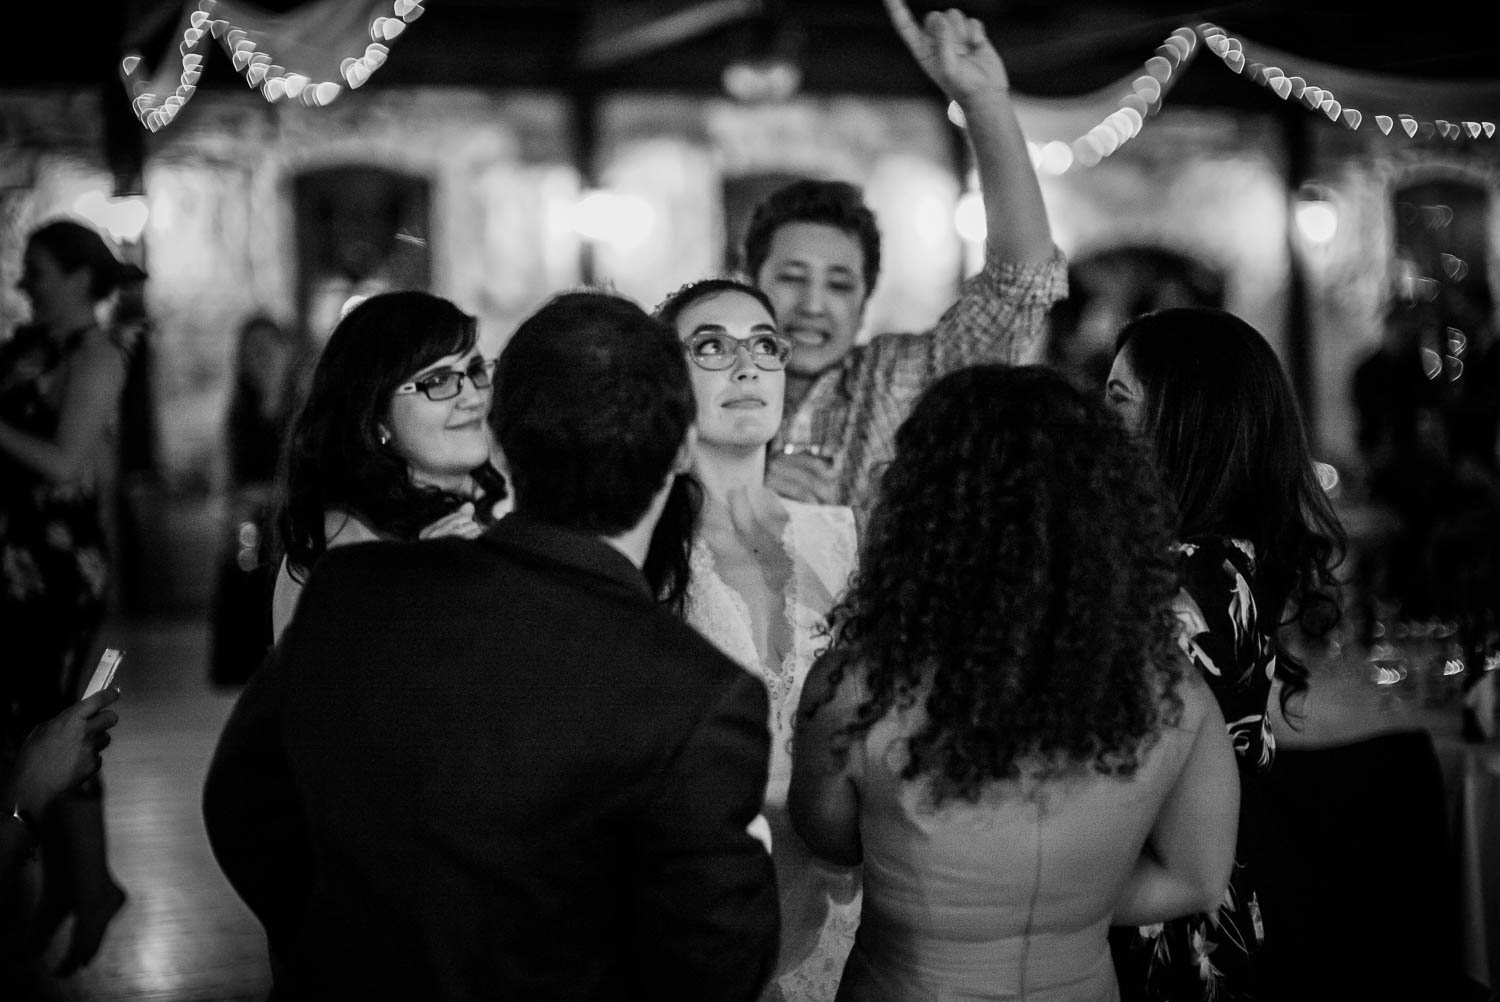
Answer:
[
  {"left": 323, "top": 508, "right": 381, "bottom": 548},
  {"left": 1169, "top": 665, "right": 1227, "bottom": 738}
]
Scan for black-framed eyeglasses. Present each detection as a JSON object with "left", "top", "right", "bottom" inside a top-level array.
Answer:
[
  {"left": 683, "top": 331, "right": 793, "bottom": 372},
  {"left": 394, "top": 358, "right": 496, "bottom": 402}
]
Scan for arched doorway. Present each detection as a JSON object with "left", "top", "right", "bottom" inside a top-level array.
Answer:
[{"left": 293, "top": 166, "right": 432, "bottom": 342}]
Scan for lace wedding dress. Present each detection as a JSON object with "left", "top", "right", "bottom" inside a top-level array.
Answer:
[{"left": 685, "top": 498, "right": 861, "bottom": 1002}]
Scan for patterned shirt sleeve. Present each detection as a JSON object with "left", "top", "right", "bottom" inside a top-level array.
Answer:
[
  {"left": 1174, "top": 537, "right": 1275, "bottom": 770},
  {"left": 831, "top": 245, "right": 1068, "bottom": 520}
]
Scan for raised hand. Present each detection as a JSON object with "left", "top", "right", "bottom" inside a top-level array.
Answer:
[{"left": 882, "top": 0, "right": 1009, "bottom": 103}]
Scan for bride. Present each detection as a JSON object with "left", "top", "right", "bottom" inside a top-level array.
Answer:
[{"left": 655, "top": 278, "right": 860, "bottom": 1001}]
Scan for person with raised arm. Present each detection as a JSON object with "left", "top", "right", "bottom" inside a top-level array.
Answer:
[{"left": 749, "top": 0, "right": 1066, "bottom": 523}]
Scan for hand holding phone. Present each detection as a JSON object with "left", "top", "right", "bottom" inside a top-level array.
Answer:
[{"left": 82, "top": 648, "right": 125, "bottom": 699}]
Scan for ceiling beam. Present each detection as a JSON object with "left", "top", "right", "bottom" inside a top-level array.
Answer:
[{"left": 577, "top": 0, "right": 763, "bottom": 71}]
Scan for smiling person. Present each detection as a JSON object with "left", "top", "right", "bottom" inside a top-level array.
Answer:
[
  {"left": 744, "top": 0, "right": 1065, "bottom": 522},
  {"left": 656, "top": 277, "right": 861, "bottom": 1002},
  {"left": 0, "top": 218, "right": 130, "bottom": 976},
  {"left": 270, "top": 291, "right": 509, "bottom": 641}
]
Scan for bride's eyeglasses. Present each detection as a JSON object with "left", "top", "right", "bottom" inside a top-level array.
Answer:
[
  {"left": 395, "top": 358, "right": 496, "bottom": 401},
  {"left": 683, "top": 332, "right": 793, "bottom": 372}
]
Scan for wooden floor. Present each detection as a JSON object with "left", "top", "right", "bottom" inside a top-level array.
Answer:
[{"left": 4, "top": 614, "right": 273, "bottom": 1002}]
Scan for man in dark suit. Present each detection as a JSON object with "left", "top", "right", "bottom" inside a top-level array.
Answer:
[{"left": 202, "top": 291, "right": 780, "bottom": 1000}]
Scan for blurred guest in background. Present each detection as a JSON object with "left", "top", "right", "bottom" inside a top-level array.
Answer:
[
  {"left": 0, "top": 218, "right": 129, "bottom": 975},
  {"left": 109, "top": 262, "right": 156, "bottom": 485},
  {"left": 210, "top": 314, "right": 306, "bottom": 685},
  {"left": 745, "top": 0, "right": 1065, "bottom": 523},
  {"left": 1105, "top": 307, "right": 1346, "bottom": 1001},
  {"left": 1044, "top": 246, "right": 1224, "bottom": 396},
  {"left": 657, "top": 277, "right": 860, "bottom": 1001},
  {"left": 105, "top": 262, "right": 159, "bottom": 618},
  {"left": 1351, "top": 297, "right": 1452, "bottom": 622},
  {"left": 791, "top": 364, "right": 1236, "bottom": 1000},
  {"left": 270, "top": 291, "right": 508, "bottom": 641}
]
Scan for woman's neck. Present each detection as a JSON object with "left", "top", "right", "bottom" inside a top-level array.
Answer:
[
  {"left": 413, "top": 469, "right": 477, "bottom": 497},
  {"left": 693, "top": 443, "right": 768, "bottom": 510}
]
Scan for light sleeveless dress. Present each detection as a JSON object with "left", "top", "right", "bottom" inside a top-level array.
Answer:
[{"left": 685, "top": 498, "right": 861, "bottom": 1002}]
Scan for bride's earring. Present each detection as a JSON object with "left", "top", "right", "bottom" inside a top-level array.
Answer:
[{"left": 378, "top": 427, "right": 391, "bottom": 446}]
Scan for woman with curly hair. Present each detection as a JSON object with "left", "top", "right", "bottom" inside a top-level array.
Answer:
[
  {"left": 789, "top": 364, "right": 1237, "bottom": 1000},
  {"left": 271, "top": 291, "right": 509, "bottom": 639},
  {"left": 1103, "top": 307, "right": 1346, "bottom": 1002}
]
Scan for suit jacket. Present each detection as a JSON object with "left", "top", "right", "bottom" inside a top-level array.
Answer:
[{"left": 203, "top": 513, "right": 780, "bottom": 1001}]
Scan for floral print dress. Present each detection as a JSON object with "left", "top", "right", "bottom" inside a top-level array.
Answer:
[
  {"left": 0, "top": 325, "right": 117, "bottom": 753},
  {"left": 1112, "top": 536, "right": 1277, "bottom": 1002}
]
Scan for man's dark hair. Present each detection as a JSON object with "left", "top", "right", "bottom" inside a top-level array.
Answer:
[
  {"left": 494, "top": 290, "right": 695, "bottom": 536},
  {"left": 741, "top": 180, "right": 882, "bottom": 294}
]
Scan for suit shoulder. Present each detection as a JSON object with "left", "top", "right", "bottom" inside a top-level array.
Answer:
[{"left": 641, "top": 606, "right": 755, "bottom": 688}]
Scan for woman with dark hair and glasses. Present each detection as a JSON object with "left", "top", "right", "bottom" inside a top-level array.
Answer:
[
  {"left": 789, "top": 365, "right": 1237, "bottom": 1001},
  {"left": 1103, "top": 307, "right": 1346, "bottom": 1002},
  {"left": 655, "top": 277, "right": 860, "bottom": 1002},
  {"left": 270, "top": 291, "right": 509, "bottom": 640}
]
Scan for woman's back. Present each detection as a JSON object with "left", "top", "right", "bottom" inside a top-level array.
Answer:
[{"left": 842, "top": 673, "right": 1222, "bottom": 1001}]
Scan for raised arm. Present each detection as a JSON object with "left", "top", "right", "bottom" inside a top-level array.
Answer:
[
  {"left": 632, "top": 671, "right": 780, "bottom": 1000},
  {"left": 1112, "top": 676, "right": 1239, "bottom": 925},
  {"left": 0, "top": 329, "right": 127, "bottom": 483},
  {"left": 788, "top": 650, "right": 863, "bottom": 867},
  {"left": 883, "top": 0, "right": 1054, "bottom": 267}
]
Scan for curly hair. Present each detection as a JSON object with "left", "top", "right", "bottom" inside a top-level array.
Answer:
[
  {"left": 815, "top": 365, "right": 1186, "bottom": 806},
  {"left": 1115, "top": 307, "right": 1348, "bottom": 712},
  {"left": 741, "top": 180, "right": 882, "bottom": 293},
  {"left": 278, "top": 291, "right": 506, "bottom": 583}
]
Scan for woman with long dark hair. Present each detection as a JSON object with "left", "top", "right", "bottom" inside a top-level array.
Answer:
[
  {"left": 271, "top": 291, "right": 509, "bottom": 638},
  {"left": 790, "top": 364, "right": 1237, "bottom": 1000},
  {"left": 1103, "top": 307, "right": 1346, "bottom": 1001},
  {"left": 656, "top": 277, "right": 860, "bottom": 1001}
]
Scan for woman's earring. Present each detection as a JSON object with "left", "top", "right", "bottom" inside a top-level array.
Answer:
[{"left": 378, "top": 429, "right": 391, "bottom": 446}]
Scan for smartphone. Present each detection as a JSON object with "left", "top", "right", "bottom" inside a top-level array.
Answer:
[{"left": 83, "top": 648, "right": 125, "bottom": 699}]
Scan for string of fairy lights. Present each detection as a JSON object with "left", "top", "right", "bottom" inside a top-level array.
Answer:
[
  {"left": 117, "top": 3, "right": 1495, "bottom": 161},
  {"left": 1197, "top": 22, "right": 1496, "bottom": 143},
  {"left": 120, "top": 0, "right": 424, "bottom": 132}
]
